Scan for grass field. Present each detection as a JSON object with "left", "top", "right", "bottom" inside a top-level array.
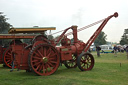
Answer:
[{"left": 0, "top": 52, "right": 128, "bottom": 85}]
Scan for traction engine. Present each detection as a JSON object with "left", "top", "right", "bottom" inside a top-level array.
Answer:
[{"left": 8, "top": 12, "right": 118, "bottom": 76}]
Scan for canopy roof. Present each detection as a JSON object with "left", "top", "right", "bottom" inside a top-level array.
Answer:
[{"left": 8, "top": 27, "right": 56, "bottom": 34}]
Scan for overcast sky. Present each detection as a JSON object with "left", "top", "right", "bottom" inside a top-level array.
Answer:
[{"left": 0, "top": 0, "right": 128, "bottom": 43}]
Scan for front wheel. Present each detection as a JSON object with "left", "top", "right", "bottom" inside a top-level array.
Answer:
[{"left": 77, "top": 52, "right": 94, "bottom": 71}]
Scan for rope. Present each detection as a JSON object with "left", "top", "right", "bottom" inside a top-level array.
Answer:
[
  {"left": 65, "top": 18, "right": 105, "bottom": 36},
  {"left": 49, "top": 18, "right": 105, "bottom": 36}
]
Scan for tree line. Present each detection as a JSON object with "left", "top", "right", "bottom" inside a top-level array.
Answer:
[{"left": 120, "top": 29, "right": 128, "bottom": 45}]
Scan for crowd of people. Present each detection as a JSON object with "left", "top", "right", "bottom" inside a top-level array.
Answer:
[
  {"left": 113, "top": 45, "right": 127, "bottom": 53},
  {"left": 113, "top": 45, "right": 128, "bottom": 59},
  {"left": 95, "top": 45, "right": 128, "bottom": 59}
]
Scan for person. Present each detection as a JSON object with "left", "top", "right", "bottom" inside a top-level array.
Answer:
[
  {"left": 120, "top": 46, "right": 124, "bottom": 53},
  {"left": 126, "top": 46, "right": 128, "bottom": 59},
  {"left": 117, "top": 46, "right": 120, "bottom": 52},
  {"left": 113, "top": 45, "right": 118, "bottom": 57},
  {"left": 96, "top": 46, "right": 101, "bottom": 57}
]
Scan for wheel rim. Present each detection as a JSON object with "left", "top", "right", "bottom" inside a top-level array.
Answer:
[
  {"left": 29, "top": 44, "right": 60, "bottom": 76},
  {"left": 77, "top": 53, "right": 94, "bottom": 71},
  {"left": 3, "top": 47, "right": 16, "bottom": 68},
  {"left": 64, "top": 54, "right": 77, "bottom": 68}
]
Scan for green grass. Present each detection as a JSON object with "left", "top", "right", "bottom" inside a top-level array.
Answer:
[{"left": 0, "top": 52, "right": 128, "bottom": 85}]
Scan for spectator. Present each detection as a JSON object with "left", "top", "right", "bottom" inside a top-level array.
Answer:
[
  {"left": 126, "top": 46, "right": 128, "bottom": 59},
  {"left": 120, "top": 47, "right": 124, "bottom": 53},
  {"left": 113, "top": 45, "right": 118, "bottom": 57},
  {"left": 117, "top": 46, "right": 120, "bottom": 52},
  {"left": 96, "top": 46, "right": 101, "bottom": 57}
]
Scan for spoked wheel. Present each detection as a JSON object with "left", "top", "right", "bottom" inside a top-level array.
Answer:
[
  {"left": 77, "top": 52, "right": 94, "bottom": 71},
  {"left": 29, "top": 44, "right": 60, "bottom": 76},
  {"left": 3, "top": 47, "right": 16, "bottom": 68},
  {"left": 64, "top": 54, "right": 77, "bottom": 68}
]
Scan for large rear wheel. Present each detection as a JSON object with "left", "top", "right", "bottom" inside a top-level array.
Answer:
[{"left": 29, "top": 44, "right": 60, "bottom": 76}]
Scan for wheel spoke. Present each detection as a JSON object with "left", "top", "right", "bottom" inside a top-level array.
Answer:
[
  {"left": 89, "top": 61, "right": 92, "bottom": 63},
  {"left": 47, "top": 63, "right": 52, "bottom": 71},
  {"left": 81, "top": 60, "right": 84, "bottom": 63},
  {"left": 5, "top": 55, "right": 11, "bottom": 58},
  {"left": 87, "top": 57, "right": 89, "bottom": 60},
  {"left": 82, "top": 63, "right": 85, "bottom": 68},
  {"left": 49, "top": 52, "right": 57, "bottom": 57},
  {"left": 33, "top": 61, "right": 41, "bottom": 66},
  {"left": 33, "top": 52, "right": 40, "bottom": 57},
  {"left": 41, "top": 46, "right": 44, "bottom": 56},
  {"left": 50, "top": 60, "right": 57, "bottom": 64},
  {"left": 9, "top": 61, "right": 12, "bottom": 65},
  {"left": 43, "top": 47, "right": 47, "bottom": 56},
  {"left": 37, "top": 50, "right": 43, "bottom": 57},
  {"left": 45, "top": 64, "right": 48, "bottom": 73},
  {"left": 32, "top": 60, "right": 39, "bottom": 63},
  {"left": 7, "top": 52, "right": 12, "bottom": 56},
  {"left": 43, "top": 63, "right": 45, "bottom": 74},
  {"left": 47, "top": 62, "right": 54, "bottom": 67},
  {"left": 38, "top": 64, "right": 43, "bottom": 72},
  {"left": 36, "top": 64, "right": 40, "bottom": 71},
  {"left": 87, "top": 63, "right": 89, "bottom": 68},
  {"left": 32, "top": 56, "right": 41, "bottom": 60},
  {"left": 47, "top": 51, "right": 52, "bottom": 58},
  {"left": 49, "top": 57, "right": 56, "bottom": 60},
  {"left": 6, "top": 60, "right": 10, "bottom": 63},
  {"left": 46, "top": 47, "right": 51, "bottom": 56}
]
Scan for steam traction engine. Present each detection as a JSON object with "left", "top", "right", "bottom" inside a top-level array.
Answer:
[{"left": 9, "top": 12, "right": 118, "bottom": 76}]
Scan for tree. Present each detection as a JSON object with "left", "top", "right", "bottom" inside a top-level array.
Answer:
[
  {"left": 0, "top": 12, "right": 11, "bottom": 46},
  {"left": 94, "top": 31, "right": 107, "bottom": 46},
  {"left": 0, "top": 12, "right": 10, "bottom": 33},
  {"left": 120, "top": 29, "right": 128, "bottom": 45}
]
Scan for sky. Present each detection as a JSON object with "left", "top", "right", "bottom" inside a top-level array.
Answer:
[{"left": 0, "top": 0, "right": 128, "bottom": 43}]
